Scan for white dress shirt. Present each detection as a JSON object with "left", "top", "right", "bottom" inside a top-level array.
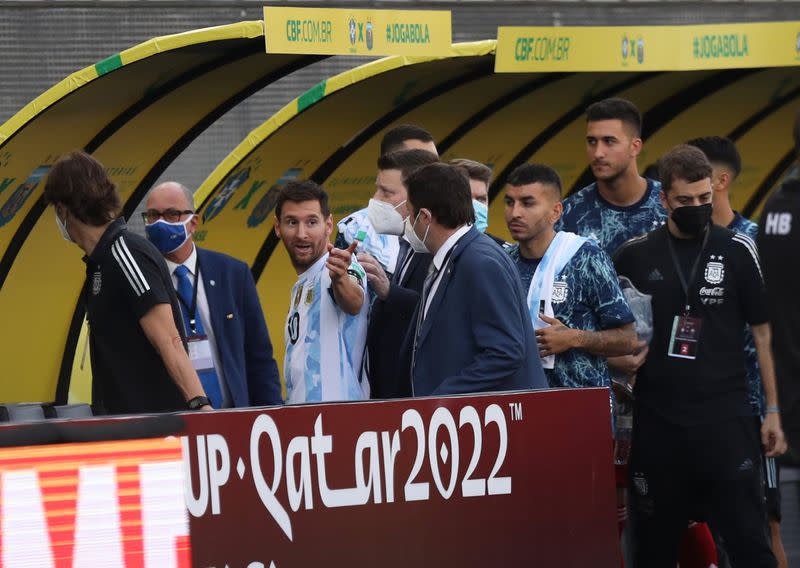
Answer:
[
  {"left": 423, "top": 224, "right": 471, "bottom": 318},
  {"left": 166, "top": 245, "right": 231, "bottom": 407}
]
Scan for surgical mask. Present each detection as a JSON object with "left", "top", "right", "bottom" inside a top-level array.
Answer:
[
  {"left": 404, "top": 212, "right": 430, "bottom": 254},
  {"left": 55, "top": 210, "right": 73, "bottom": 243},
  {"left": 670, "top": 203, "right": 712, "bottom": 237},
  {"left": 472, "top": 200, "right": 488, "bottom": 233},
  {"left": 367, "top": 198, "right": 406, "bottom": 236},
  {"left": 145, "top": 216, "right": 193, "bottom": 254}
]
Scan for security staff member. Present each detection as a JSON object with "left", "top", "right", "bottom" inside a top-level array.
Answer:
[
  {"left": 758, "top": 110, "right": 800, "bottom": 452},
  {"left": 43, "top": 151, "right": 211, "bottom": 414},
  {"left": 614, "top": 145, "right": 786, "bottom": 567}
]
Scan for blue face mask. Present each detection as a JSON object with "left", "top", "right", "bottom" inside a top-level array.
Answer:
[
  {"left": 472, "top": 200, "right": 488, "bottom": 233},
  {"left": 145, "top": 217, "right": 192, "bottom": 254}
]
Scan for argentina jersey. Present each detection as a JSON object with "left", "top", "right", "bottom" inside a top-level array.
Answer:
[
  {"left": 557, "top": 178, "right": 667, "bottom": 256},
  {"left": 508, "top": 239, "right": 634, "bottom": 389},
  {"left": 728, "top": 212, "right": 763, "bottom": 416},
  {"left": 284, "top": 253, "right": 369, "bottom": 404},
  {"left": 336, "top": 207, "right": 401, "bottom": 273}
]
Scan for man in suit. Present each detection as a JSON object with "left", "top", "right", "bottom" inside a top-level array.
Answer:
[
  {"left": 144, "top": 182, "right": 282, "bottom": 408},
  {"left": 335, "top": 124, "right": 438, "bottom": 274},
  {"left": 400, "top": 163, "right": 548, "bottom": 396},
  {"left": 356, "top": 149, "right": 439, "bottom": 398}
]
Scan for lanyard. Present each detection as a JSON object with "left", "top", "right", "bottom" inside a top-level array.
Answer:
[
  {"left": 666, "top": 227, "right": 710, "bottom": 316},
  {"left": 177, "top": 259, "right": 202, "bottom": 334}
]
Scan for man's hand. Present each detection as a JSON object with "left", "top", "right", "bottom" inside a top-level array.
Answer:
[
  {"left": 327, "top": 241, "right": 357, "bottom": 281},
  {"left": 608, "top": 340, "right": 648, "bottom": 376},
  {"left": 762, "top": 413, "right": 788, "bottom": 457},
  {"left": 535, "top": 314, "right": 578, "bottom": 357},
  {"left": 357, "top": 252, "right": 390, "bottom": 300}
]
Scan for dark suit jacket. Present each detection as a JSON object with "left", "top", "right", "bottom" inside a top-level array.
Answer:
[
  {"left": 197, "top": 247, "right": 282, "bottom": 406},
  {"left": 400, "top": 228, "right": 547, "bottom": 397},
  {"left": 367, "top": 251, "right": 432, "bottom": 398}
]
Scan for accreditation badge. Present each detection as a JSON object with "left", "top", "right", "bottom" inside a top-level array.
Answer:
[
  {"left": 667, "top": 315, "right": 703, "bottom": 360},
  {"left": 187, "top": 335, "right": 214, "bottom": 372}
]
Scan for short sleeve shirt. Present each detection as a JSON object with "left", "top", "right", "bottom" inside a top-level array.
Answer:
[
  {"left": 758, "top": 177, "right": 800, "bottom": 435},
  {"left": 557, "top": 178, "right": 667, "bottom": 256},
  {"left": 508, "top": 239, "right": 635, "bottom": 389},
  {"left": 728, "top": 212, "right": 763, "bottom": 416},
  {"left": 284, "top": 252, "right": 369, "bottom": 404},
  {"left": 613, "top": 224, "right": 767, "bottom": 425},
  {"left": 83, "top": 219, "right": 186, "bottom": 414}
]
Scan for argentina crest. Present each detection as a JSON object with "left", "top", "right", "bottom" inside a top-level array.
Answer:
[
  {"left": 92, "top": 271, "right": 102, "bottom": 295},
  {"left": 551, "top": 280, "right": 568, "bottom": 303},
  {"left": 704, "top": 255, "right": 725, "bottom": 284}
]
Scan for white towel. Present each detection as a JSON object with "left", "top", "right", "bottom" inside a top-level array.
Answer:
[{"left": 526, "top": 231, "right": 587, "bottom": 369}]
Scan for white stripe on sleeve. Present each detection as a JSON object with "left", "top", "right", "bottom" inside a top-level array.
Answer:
[
  {"left": 111, "top": 241, "right": 144, "bottom": 296},
  {"left": 118, "top": 237, "right": 150, "bottom": 292}
]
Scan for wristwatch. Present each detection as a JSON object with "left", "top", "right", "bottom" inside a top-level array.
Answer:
[{"left": 187, "top": 395, "right": 211, "bottom": 410}]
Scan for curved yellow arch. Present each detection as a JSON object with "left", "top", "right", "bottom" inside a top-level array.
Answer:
[{"left": 0, "top": 20, "right": 322, "bottom": 403}]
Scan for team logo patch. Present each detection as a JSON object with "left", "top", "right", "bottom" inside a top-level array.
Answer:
[
  {"left": 305, "top": 287, "right": 315, "bottom": 305},
  {"left": 91, "top": 272, "right": 102, "bottom": 295},
  {"left": 704, "top": 255, "right": 725, "bottom": 284},
  {"left": 348, "top": 17, "right": 357, "bottom": 45},
  {"left": 365, "top": 19, "right": 374, "bottom": 50},
  {"left": 287, "top": 312, "right": 300, "bottom": 345},
  {"left": 293, "top": 285, "right": 303, "bottom": 309},
  {"left": 551, "top": 281, "right": 568, "bottom": 304}
]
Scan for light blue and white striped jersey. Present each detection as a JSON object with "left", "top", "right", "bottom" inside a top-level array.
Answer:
[
  {"left": 284, "top": 253, "right": 369, "bottom": 404},
  {"left": 336, "top": 207, "right": 401, "bottom": 273}
]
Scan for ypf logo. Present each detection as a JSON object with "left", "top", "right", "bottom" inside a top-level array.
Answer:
[
  {"left": 622, "top": 36, "right": 629, "bottom": 59},
  {"left": 637, "top": 36, "right": 645, "bottom": 63}
]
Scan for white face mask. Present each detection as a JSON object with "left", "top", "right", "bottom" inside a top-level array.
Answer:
[
  {"left": 404, "top": 211, "right": 430, "bottom": 254},
  {"left": 55, "top": 210, "right": 73, "bottom": 243},
  {"left": 367, "top": 198, "right": 406, "bottom": 236}
]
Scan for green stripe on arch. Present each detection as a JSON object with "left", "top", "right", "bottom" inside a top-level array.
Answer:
[
  {"left": 297, "top": 80, "right": 327, "bottom": 113},
  {"left": 95, "top": 54, "right": 123, "bottom": 76}
]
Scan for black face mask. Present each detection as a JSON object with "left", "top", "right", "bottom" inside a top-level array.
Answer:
[{"left": 670, "top": 203, "right": 712, "bottom": 237}]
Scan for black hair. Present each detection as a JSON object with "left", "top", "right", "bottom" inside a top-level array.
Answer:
[
  {"left": 275, "top": 179, "right": 330, "bottom": 219},
  {"left": 380, "top": 124, "right": 436, "bottom": 156},
  {"left": 658, "top": 145, "right": 713, "bottom": 192},
  {"left": 686, "top": 136, "right": 742, "bottom": 178},
  {"left": 506, "top": 163, "right": 562, "bottom": 198},
  {"left": 406, "top": 163, "right": 474, "bottom": 229},
  {"left": 586, "top": 97, "right": 642, "bottom": 137}
]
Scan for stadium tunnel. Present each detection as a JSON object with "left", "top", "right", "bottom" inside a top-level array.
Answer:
[
  {"left": 0, "top": 21, "right": 326, "bottom": 403},
  {"left": 0, "top": 23, "right": 798, "bottom": 402},
  {"left": 190, "top": 41, "right": 800, "bottom": 381}
]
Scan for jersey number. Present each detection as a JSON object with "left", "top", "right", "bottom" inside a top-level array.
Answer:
[{"left": 287, "top": 312, "right": 300, "bottom": 345}]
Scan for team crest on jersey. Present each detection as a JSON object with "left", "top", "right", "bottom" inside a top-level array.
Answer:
[
  {"left": 91, "top": 272, "right": 102, "bottom": 295},
  {"left": 551, "top": 281, "right": 568, "bottom": 304},
  {"left": 293, "top": 286, "right": 303, "bottom": 309},
  {"left": 305, "top": 288, "right": 315, "bottom": 305},
  {"left": 704, "top": 255, "right": 725, "bottom": 284}
]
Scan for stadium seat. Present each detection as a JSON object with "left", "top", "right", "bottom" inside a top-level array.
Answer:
[
  {"left": 0, "top": 403, "right": 46, "bottom": 423},
  {"left": 44, "top": 403, "right": 93, "bottom": 419}
]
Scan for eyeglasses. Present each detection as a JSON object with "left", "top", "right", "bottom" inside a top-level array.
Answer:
[{"left": 142, "top": 208, "right": 194, "bottom": 224}]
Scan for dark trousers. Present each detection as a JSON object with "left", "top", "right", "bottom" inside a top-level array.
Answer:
[{"left": 630, "top": 409, "right": 775, "bottom": 567}]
